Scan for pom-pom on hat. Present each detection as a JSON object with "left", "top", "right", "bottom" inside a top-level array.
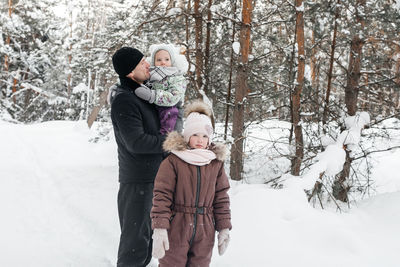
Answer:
[
  {"left": 150, "top": 43, "right": 176, "bottom": 67},
  {"left": 183, "top": 101, "right": 214, "bottom": 145},
  {"left": 112, "top": 47, "right": 144, "bottom": 77}
]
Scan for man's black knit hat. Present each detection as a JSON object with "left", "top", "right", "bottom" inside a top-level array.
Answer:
[{"left": 112, "top": 47, "right": 144, "bottom": 77}]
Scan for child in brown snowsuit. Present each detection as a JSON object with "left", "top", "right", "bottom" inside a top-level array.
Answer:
[{"left": 150, "top": 101, "right": 232, "bottom": 266}]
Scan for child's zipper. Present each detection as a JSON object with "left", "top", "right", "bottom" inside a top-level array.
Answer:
[{"left": 189, "top": 166, "right": 202, "bottom": 247}]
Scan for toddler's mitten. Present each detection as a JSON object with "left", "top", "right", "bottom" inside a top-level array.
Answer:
[
  {"left": 152, "top": 228, "right": 169, "bottom": 259},
  {"left": 135, "top": 85, "right": 155, "bottom": 103},
  {"left": 217, "top": 228, "right": 230, "bottom": 256}
]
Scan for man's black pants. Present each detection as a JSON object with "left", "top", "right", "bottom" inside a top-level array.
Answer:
[{"left": 117, "top": 183, "right": 154, "bottom": 267}]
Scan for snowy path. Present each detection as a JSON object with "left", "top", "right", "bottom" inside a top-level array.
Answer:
[
  {"left": 1, "top": 121, "right": 399, "bottom": 267},
  {"left": 0, "top": 122, "right": 119, "bottom": 266}
]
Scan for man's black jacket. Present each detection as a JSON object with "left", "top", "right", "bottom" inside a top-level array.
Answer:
[{"left": 111, "top": 77, "right": 165, "bottom": 183}]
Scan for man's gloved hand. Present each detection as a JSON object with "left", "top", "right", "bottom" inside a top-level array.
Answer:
[
  {"left": 152, "top": 228, "right": 169, "bottom": 259},
  {"left": 217, "top": 228, "right": 230, "bottom": 256},
  {"left": 135, "top": 85, "right": 156, "bottom": 103}
]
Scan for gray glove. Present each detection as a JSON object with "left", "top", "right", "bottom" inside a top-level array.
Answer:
[{"left": 135, "top": 85, "right": 156, "bottom": 103}]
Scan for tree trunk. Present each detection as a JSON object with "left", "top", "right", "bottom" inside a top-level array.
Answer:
[
  {"left": 310, "top": 22, "right": 320, "bottom": 123},
  {"left": 184, "top": 0, "right": 193, "bottom": 102},
  {"left": 12, "top": 77, "right": 17, "bottom": 104},
  {"left": 4, "top": 0, "right": 12, "bottom": 73},
  {"left": 333, "top": 149, "right": 351, "bottom": 202},
  {"left": 5, "top": 0, "right": 17, "bottom": 103},
  {"left": 230, "top": 0, "right": 252, "bottom": 181},
  {"left": 167, "top": 0, "right": 176, "bottom": 10},
  {"left": 311, "top": 25, "right": 321, "bottom": 128},
  {"left": 87, "top": 89, "right": 109, "bottom": 128},
  {"left": 194, "top": 0, "right": 203, "bottom": 93},
  {"left": 334, "top": 0, "right": 366, "bottom": 202},
  {"left": 67, "top": 9, "right": 73, "bottom": 97},
  {"left": 345, "top": 36, "right": 363, "bottom": 116},
  {"left": 394, "top": 43, "right": 400, "bottom": 110},
  {"left": 288, "top": 10, "right": 298, "bottom": 145},
  {"left": 344, "top": 0, "right": 365, "bottom": 116},
  {"left": 322, "top": 0, "right": 340, "bottom": 128},
  {"left": 224, "top": 0, "right": 237, "bottom": 141},
  {"left": 291, "top": 0, "right": 305, "bottom": 176},
  {"left": 204, "top": 0, "right": 212, "bottom": 96},
  {"left": 310, "top": 29, "right": 316, "bottom": 92}
]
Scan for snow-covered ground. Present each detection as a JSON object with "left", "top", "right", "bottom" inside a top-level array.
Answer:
[{"left": 1, "top": 120, "right": 399, "bottom": 267}]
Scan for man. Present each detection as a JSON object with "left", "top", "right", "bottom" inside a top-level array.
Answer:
[{"left": 110, "top": 47, "right": 165, "bottom": 267}]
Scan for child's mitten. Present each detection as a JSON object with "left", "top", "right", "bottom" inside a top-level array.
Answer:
[
  {"left": 152, "top": 228, "right": 169, "bottom": 259},
  {"left": 135, "top": 85, "right": 156, "bottom": 103},
  {"left": 217, "top": 228, "right": 230, "bottom": 255}
]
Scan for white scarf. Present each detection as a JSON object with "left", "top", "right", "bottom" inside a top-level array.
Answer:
[{"left": 171, "top": 148, "right": 216, "bottom": 166}]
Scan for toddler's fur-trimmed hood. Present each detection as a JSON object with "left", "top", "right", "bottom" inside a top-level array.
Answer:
[{"left": 163, "top": 131, "right": 227, "bottom": 161}]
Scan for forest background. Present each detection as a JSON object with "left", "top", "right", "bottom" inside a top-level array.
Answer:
[{"left": 1, "top": 0, "right": 400, "bottom": 207}]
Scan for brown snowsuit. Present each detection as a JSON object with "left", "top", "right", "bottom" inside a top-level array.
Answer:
[{"left": 151, "top": 132, "right": 232, "bottom": 267}]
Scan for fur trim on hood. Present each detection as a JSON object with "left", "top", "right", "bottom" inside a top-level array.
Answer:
[
  {"left": 184, "top": 100, "right": 212, "bottom": 119},
  {"left": 184, "top": 100, "right": 215, "bottom": 128},
  {"left": 163, "top": 131, "right": 227, "bottom": 161}
]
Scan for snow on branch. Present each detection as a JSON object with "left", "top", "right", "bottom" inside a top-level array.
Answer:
[
  {"left": 12, "top": 83, "right": 68, "bottom": 105},
  {"left": 14, "top": 83, "right": 52, "bottom": 98},
  {"left": 285, "top": 112, "right": 370, "bottom": 191}
]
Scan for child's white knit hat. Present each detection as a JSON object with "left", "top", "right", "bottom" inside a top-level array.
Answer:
[{"left": 183, "top": 101, "right": 214, "bottom": 145}]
